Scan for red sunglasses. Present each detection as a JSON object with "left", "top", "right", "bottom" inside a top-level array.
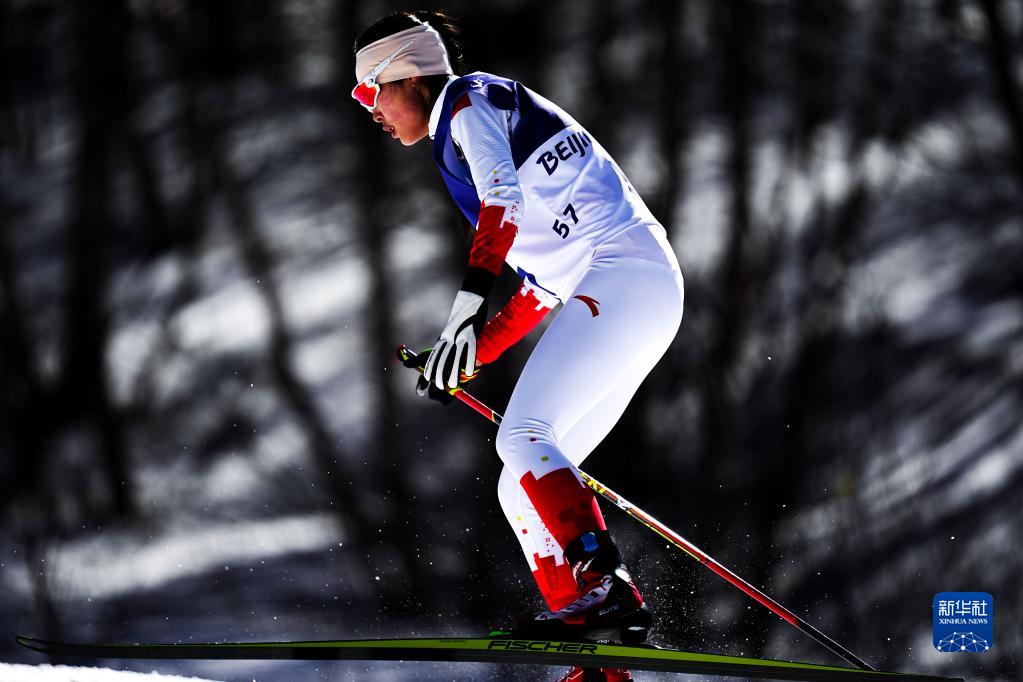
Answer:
[{"left": 351, "top": 39, "right": 415, "bottom": 111}]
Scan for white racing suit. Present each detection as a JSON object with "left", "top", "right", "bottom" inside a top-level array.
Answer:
[{"left": 429, "top": 72, "right": 684, "bottom": 609}]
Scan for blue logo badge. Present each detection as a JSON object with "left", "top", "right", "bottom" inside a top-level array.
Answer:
[{"left": 933, "top": 592, "right": 993, "bottom": 653}]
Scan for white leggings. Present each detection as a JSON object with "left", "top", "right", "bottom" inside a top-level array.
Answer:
[{"left": 495, "top": 223, "right": 684, "bottom": 571}]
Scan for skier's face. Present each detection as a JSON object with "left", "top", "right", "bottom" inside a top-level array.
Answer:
[{"left": 371, "top": 78, "right": 430, "bottom": 146}]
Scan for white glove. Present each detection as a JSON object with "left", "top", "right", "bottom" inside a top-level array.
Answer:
[{"left": 422, "top": 290, "right": 488, "bottom": 391}]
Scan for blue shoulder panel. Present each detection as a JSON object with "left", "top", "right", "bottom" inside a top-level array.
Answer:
[
  {"left": 507, "top": 82, "right": 567, "bottom": 169},
  {"left": 432, "top": 73, "right": 569, "bottom": 225}
]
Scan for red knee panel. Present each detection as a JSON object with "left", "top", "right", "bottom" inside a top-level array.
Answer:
[{"left": 519, "top": 468, "right": 607, "bottom": 549}]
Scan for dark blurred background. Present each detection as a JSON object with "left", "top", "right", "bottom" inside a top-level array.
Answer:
[{"left": 1, "top": 1, "right": 1020, "bottom": 680}]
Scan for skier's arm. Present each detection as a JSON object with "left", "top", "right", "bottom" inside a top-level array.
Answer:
[
  {"left": 476, "top": 281, "right": 556, "bottom": 366},
  {"left": 422, "top": 91, "right": 524, "bottom": 391},
  {"left": 450, "top": 90, "right": 524, "bottom": 299},
  {"left": 450, "top": 91, "right": 556, "bottom": 366}
]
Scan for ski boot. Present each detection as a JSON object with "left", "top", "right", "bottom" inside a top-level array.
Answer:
[
  {"left": 514, "top": 529, "right": 652, "bottom": 645},
  {"left": 557, "top": 666, "right": 633, "bottom": 681}
]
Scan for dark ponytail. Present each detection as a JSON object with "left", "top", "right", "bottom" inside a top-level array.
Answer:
[{"left": 353, "top": 10, "right": 468, "bottom": 86}]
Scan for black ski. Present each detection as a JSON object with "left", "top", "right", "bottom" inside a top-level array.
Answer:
[{"left": 17, "top": 633, "right": 962, "bottom": 682}]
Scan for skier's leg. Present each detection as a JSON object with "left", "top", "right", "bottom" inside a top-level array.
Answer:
[
  {"left": 497, "top": 466, "right": 581, "bottom": 610},
  {"left": 495, "top": 230, "right": 683, "bottom": 549},
  {"left": 556, "top": 224, "right": 683, "bottom": 470},
  {"left": 496, "top": 226, "right": 684, "bottom": 641},
  {"left": 496, "top": 325, "right": 674, "bottom": 611},
  {"left": 496, "top": 353, "right": 660, "bottom": 610},
  {"left": 557, "top": 347, "right": 661, "bottom": 467}
]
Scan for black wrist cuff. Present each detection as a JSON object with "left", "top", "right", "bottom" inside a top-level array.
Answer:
[{"left": 461, "top": 267, "right": 497, "bottom": 298}]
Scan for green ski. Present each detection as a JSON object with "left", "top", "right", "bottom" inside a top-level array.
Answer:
[{"left": 17, "top": 632, "right": 962, "bottom": 682}]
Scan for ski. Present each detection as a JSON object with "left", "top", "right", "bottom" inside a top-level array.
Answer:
[{"left": 17, "top": 633, "right": 961, "bottom": 682}]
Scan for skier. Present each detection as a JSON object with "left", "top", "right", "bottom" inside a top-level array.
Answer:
[{"left": 353, "top": 11, "right": 684, "bottom": 681}]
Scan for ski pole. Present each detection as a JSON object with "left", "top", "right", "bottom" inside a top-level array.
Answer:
[{"left": 396, "top": 345, "right": 874, "bottom": 671}]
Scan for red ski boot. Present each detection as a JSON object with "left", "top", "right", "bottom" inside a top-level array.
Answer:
[
  {"left": 514, "top": 530, "right": 652, "bottom": 645},
  {"left": 557, "top": 666, "right": 633, "bottom": 681}
]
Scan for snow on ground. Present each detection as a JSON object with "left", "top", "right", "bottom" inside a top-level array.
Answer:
[{"left": 0, "top": 663, "right": 222, "bottom": 682}]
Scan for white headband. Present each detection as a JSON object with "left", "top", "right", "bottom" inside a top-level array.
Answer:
[{"left": 354, "top": 22, "right": 453, "bottom": 84}]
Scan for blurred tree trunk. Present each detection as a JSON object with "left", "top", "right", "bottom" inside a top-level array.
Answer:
[
  {"left": 976, "top": 0, "right": 1023, "bottom": 347},
  {"left": 748, "top": 0, "right": 906, "bottom": 655},
  {"left": 335, "top": 0, "right": 434, "bottom": 612},
  {"left": 732, "top": 0, "right": 852, "bottom": 654},
  {"left": 1, "top": 0, "right": 137, "bottom": 641},
  {"left": 126, "top": 128, "right": 174, "bottom": 258},
  {"left": 694, "top": 0, "right": 756, "bottom": 539},
  {"left": 648, "top": 0, "right": 691, "bottom": 465},
  {"left": 1, "top": 197, "right": 61, "bottom": 641},
  {"left": 353, "top": 91, "right": 433, "bottom": 613},
  {"left": 0, "top": 2, "right": 55, "bottom": 163},
  {"left": 149, "top": 2, "right": 377, "bottom": 553},
  {"left": 585, "top": 0, "right": 622, "bottom": 156},
  {"left": 207, "top": 122, "right": 337, "bottom": 487},
  {"left": 653, "top": 0, "right": 689, "bottom": 235},
  {"left": 789, "top": 0, "right": 846, "bottom": 159},
  {"left": 601, "top": 0, "right": 692, "bottom": 508},
  {"left": 977, "top": 0, "right": 1023, "bottom": 198},
  {"left": 61, "top": 0, "right": 134, "bottom": 519},
  {"left": 125, "top": 5, "right": 218, "bottom": 419},
  {"left": 0, "top": 197, "right": 45, "bottom": 510}
]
